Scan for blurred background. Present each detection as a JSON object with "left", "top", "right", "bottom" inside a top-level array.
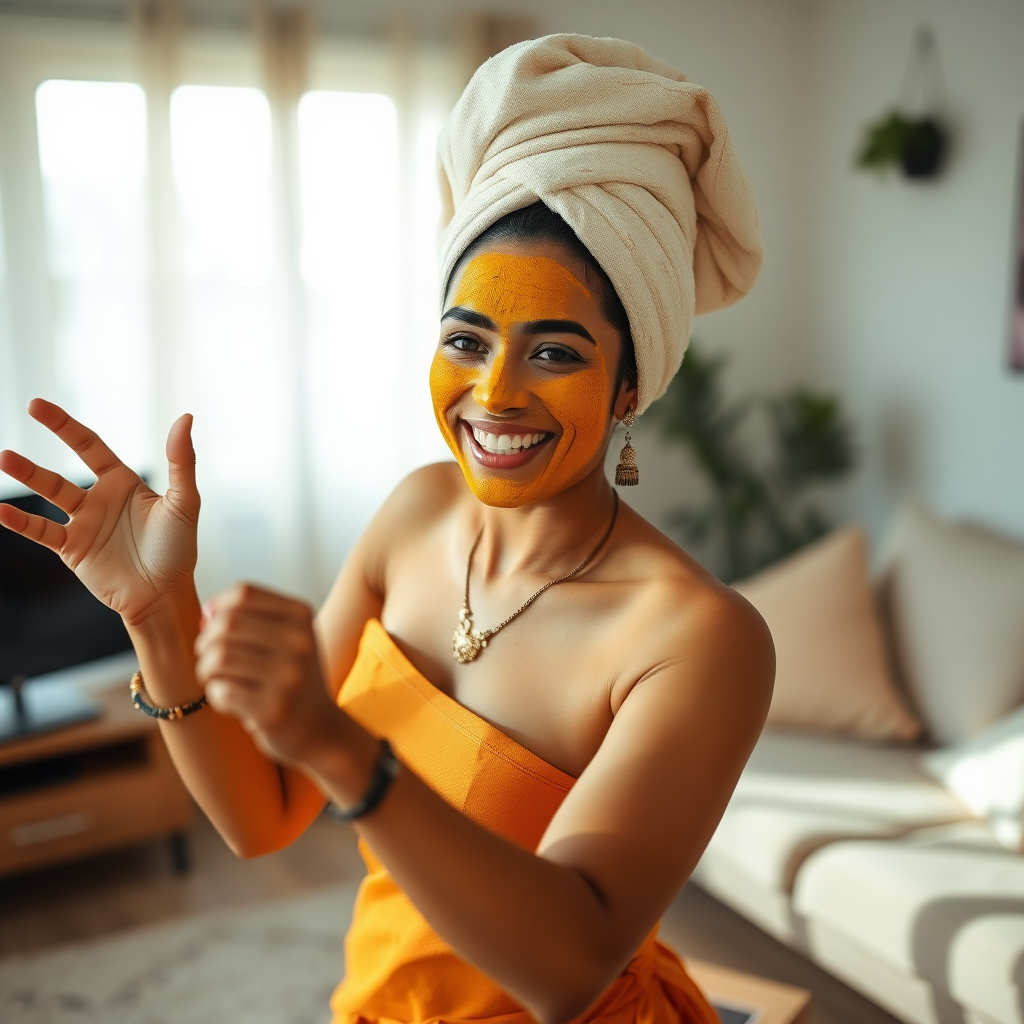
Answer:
[{"left": 0, "top": 0, "right": 1022, "bottom": 601}]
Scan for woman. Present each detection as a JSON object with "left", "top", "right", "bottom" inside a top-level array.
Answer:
[{"left": 0, "top": 35, "right": 772, "bottom": 1024}]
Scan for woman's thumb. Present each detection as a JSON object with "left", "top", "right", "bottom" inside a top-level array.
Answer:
[{"left": 166, "top": 413, "right": 200, "bottom": 512}]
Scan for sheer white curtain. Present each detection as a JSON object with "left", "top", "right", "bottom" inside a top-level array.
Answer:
[{"left": 0, "top": 7, "right": 478, "bottom": 604}]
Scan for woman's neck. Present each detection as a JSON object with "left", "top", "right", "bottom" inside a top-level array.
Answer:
[{"left": 472, "top": 463, "right": 619, "bottom": 583}]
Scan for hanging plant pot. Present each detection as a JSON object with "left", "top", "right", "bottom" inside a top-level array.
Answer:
[
  {"left": 854, "top": 25, "right": 951, "bottom": 182},
  {"left": 900, "top": 117, "right": 947, "bottom": 177},
  {"left": 857, "top": 112, "right": 948, "bottom": 179}
]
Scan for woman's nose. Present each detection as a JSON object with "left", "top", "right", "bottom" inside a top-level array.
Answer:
[{"left": 473, "top": 344, "right": 530, "bottom": 411}]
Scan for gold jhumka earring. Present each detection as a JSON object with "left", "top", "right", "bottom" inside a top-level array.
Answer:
[{"left": 614, "top": 407, "right": 639, "bottom": 486}]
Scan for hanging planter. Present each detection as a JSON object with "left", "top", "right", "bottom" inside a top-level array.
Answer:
[{"left": 856, "top": 26, "right": 950, "bottom": 181}]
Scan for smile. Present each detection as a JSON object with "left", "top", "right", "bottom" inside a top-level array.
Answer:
[{"left": 461, "top": 420, "right": 554, "bottom": 469}]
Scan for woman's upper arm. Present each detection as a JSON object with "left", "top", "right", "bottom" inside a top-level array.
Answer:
[
  {"left": 537, "top": 589, "right": 774, "bottom": 958},
  {"left": 315, "top": 528, "right": 385, "bottom": 701}
]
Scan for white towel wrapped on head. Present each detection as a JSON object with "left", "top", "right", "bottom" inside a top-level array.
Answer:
[{"left": 437, "top": 33, "right": 763, "bottom": 413}]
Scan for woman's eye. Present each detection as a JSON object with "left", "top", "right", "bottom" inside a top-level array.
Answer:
[
  {"left": 443, "top": 334, "right": 483, "bottom": 354},
  {"left": 534, "top": 345, "right": 583, "bottom": 364}
]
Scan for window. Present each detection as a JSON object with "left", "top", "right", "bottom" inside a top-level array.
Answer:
[
  {"left": 170, "top": 85, "right": 283, "bottom": 490},
  {"left": 1, "top": 17, "right": 461, "bottom": 599},
  {"left": 299, "top": 90, "right": 401, "bottom": 493},
  {"left": 35, "top": 80, "right": 151, "bottom": 473},
  {"left": 0, "top": 187, "right": 15, "bottom": 455}
]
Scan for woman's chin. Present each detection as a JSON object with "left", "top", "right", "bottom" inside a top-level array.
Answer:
[{"left": 463, "top": 472, "right": 542, "bottom": 509}]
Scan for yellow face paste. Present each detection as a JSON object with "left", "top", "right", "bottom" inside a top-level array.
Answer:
[{"left": 430, "top": 251, "right": 615, "bottom": 507}]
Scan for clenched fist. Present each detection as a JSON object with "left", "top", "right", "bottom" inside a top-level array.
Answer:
[{"left": 195, "top": 583, "right": 343, "bottom": 768}]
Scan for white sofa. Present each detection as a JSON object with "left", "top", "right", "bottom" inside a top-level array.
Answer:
[
  {"left": 694, "top": 505, "right": 1024, "bottom": 1024},
  {"left": 693, "top": 729, "right": 1023, "bottom": 1024}
]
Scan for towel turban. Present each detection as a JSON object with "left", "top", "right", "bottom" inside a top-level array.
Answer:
[{"left": 437, "top": 34, "right": 764, "bottom": 413}]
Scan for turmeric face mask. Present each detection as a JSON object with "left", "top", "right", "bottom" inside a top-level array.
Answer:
[{"left": 430, "top": 251, "right": 617, "bottom": 507}]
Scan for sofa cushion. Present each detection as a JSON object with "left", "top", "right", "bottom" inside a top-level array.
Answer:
[
  {"left": 695, "top": 730, "right": 968, "bottom": 905},
  {"left": 924, "top": 703, "right": 1024, "bottom": 851},
  {"left": 734, "top": 526, "right": 921, "bottom": 740},
  {"left": 878, "top": 502, "right": 1024, "bottom": 744},
  {"left": 794, "top": 828, "right": 1024, "bottom": 1024}
]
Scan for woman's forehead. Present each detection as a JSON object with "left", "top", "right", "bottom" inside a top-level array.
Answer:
[{"left": 450, "top": 249, "right": 594, "bottom": 323}]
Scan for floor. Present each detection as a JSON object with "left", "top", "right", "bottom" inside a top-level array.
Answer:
[
  {"left": 0, "top": 810, "right": 901, "bottom": 1024},
  {"left": 0, "top": 810, "right": 364, "bottom": 958}
]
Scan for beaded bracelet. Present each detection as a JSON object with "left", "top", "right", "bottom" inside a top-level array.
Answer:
[{"left": 130, "top": 671, "right": 208, "bottom": 721}]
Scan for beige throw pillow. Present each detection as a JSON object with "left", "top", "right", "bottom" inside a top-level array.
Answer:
[
  {"left": 734, "top": 526, "right": 921, "bottom": 741},
  {"left": 878, "top": 502, "right": 1024, "bottom": 744}
]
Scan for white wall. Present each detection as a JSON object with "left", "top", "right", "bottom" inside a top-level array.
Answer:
[{"left": 801, "top": 0, "right": 1024, "bottom": 545}]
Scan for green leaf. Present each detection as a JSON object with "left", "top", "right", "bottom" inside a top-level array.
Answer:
[{"left": 649, "top": 341, "right": 857, "bottom": 579}]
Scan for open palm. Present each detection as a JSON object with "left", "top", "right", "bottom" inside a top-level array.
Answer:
[{"left": 0, "top": 399, "right": 200, "bottom": 626}]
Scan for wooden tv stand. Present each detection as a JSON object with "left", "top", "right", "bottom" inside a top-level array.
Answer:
[{"left": 0, "top": 683, "right": 193, "bottom": 877}]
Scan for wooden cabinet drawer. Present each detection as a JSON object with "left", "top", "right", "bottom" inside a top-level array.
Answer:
[{"left": 0, "top": 735, "right": 192, "bottom": 876}]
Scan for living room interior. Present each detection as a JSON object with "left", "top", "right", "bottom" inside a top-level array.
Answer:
[{"left": 1, "top": 1, "right": 1022, "bottom": 1023}]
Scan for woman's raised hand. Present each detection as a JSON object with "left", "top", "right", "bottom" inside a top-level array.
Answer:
[{"left": 0, "top": 399, "right": 201, "bottom": 626}]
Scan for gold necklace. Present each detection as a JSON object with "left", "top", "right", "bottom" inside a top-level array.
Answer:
[{"left": 451, "top": 493, "right": 620, "bottom": 664}]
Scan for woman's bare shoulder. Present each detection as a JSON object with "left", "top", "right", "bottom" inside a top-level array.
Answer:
[
  {"left": 375, "top": 461, "right": 466, "bottom": 527},
  {"left": 608, "top": 504, "right": 775, "bottom": 712},
  {"left": 356, "top": 461, "right": 462, "bottom": 547},
  {"left": 353, "top": 462, "right": 468, "bottom": 581},
  {"left": 319, "top": 462, "right": 467, "bottom": 640}
]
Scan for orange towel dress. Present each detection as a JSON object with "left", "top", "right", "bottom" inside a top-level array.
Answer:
[{"left": 331, "top": 618, "right": 719, "bottom": 1024}]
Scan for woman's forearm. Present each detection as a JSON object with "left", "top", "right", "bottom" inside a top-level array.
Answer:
[
  {"left": 126, "top": 592, "right": 324, "bottom": 856},
  {"left": 307, "top": 725, "right": 624, "bottom": 1024}
]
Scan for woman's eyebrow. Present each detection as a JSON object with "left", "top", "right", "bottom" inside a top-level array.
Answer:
[
  {"left": 440, "top": 307, "right": 497, "bottom": 330},
  {"left": 520, "top": 319, "right": 596, "bottom": 345},
  {"left": 439, "top": 309, "right": 596, "bottom": 346}
]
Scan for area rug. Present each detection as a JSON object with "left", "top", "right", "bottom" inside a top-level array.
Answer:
[{"left": 0, "top": 882, "right": 360, "bottom": 1024}]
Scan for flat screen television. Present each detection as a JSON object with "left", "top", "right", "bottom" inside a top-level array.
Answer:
[{"left": 0, "top": 490, "right": 134, "bottom": 742}]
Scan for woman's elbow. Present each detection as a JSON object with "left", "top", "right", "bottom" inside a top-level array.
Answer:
[
  {"left": 216, "top": 820, "right": 296, "bottom": 860},
  {"left": 530, "top": 989, "right": 606, "bottom": 1024},
  {"left": 527, "top": 956, "right": 622, "bottom": 1024}
]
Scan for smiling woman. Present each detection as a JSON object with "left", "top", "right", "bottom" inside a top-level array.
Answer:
[{"left": 0, "top": 33, "right": 771, "bottom": 1024}]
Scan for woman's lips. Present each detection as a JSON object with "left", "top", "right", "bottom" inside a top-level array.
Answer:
[{"left": 461, "top": 420, "right": 553, "bottom": 470}]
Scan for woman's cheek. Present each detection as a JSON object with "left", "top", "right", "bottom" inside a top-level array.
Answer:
[
  {"left": 537, "top": 362, "right": 610, "bottom": 464},
  {"left": 429, "top": 353, "right": 475, "bottom": 457}
]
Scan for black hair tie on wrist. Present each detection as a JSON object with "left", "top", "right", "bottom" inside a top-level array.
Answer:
[{"left": 327, "top": 739, "right": 401, "bottom": 823}]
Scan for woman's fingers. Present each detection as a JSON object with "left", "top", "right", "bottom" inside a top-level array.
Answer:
[
  {"left": 211, "top": 582, "right": 314, "bottom": 626},
  {"left": 0, "top": 501, "right": 68, "bottom": 553},
  {"left": 204, "top": 678, "right": 262, "bottom": 729},
  {"left": 0, "top": 449, "right": 87, "bottom": 516},
  {"left": 196, "top": 612, "right": 303, "bottom": 661},
  {"left": 27, "top": 398, "right": 124, "bottom": 478},
  {"left": 197, "top": 642, "right": 298, "bottom": 692},
  {"left": 165, "top": 413, "right": 199, "bottom": 520}
]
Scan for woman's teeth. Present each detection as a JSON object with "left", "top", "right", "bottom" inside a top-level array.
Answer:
[{"left": 471, "top": 426, "right": 546, "bottom": 454}]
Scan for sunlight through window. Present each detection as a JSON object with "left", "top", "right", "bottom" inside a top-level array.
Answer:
[
  {"left": 412, "top": 114, "right": 450, "bottom": 466},
  {"left": 35, "top": 80, "right": 151, "bottom": 474},
  {"left": 171, "top": 85, "right": 272, "bottom": 288},
  {"left": 298, "top": 91, "right": 401, "bottom": 498},
  {"left": 170, "top": 85, "right": 281, "bottom": 493},
  {"left": 0, "top": 186, "right": 15, "bottom": 461}
]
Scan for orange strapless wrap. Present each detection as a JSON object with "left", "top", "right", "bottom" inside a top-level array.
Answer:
[{"left": 331, "top": 619, "right": 718, "bottom": 1024}]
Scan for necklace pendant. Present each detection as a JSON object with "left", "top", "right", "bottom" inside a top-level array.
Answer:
[{"left": 452, "top": 611, "right": 488, "bottom": 664}]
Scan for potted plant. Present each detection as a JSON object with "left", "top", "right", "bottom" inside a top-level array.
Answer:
[
  {"left": 855, "top": 25, "right": 950, "bottom": 181},
  {"left": 856, "top": 112, "right": 948, "bottom": 179},
  {"left": 645, "top": 342, "right": 855, "bottom": 583}
]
